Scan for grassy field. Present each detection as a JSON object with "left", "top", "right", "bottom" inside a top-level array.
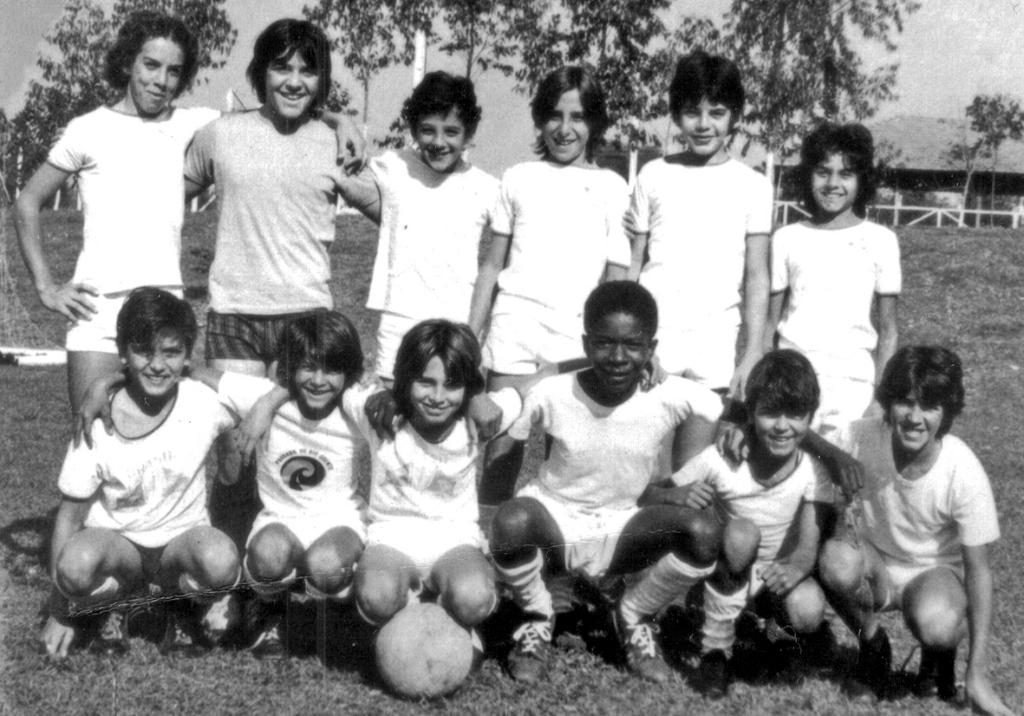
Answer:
[{"left": 1, "top": 209, "right": 1023, "bottom": 715}]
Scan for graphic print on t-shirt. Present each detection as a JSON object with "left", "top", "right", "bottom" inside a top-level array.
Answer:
[{"left": 277, "top": 449, "right": 334, "bottom": 490}]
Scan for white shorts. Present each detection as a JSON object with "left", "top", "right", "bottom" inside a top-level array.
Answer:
[
  {"left": 655, "top": 325, "right": 737, "bottom": 391},
  {"left": 366, "top": 519, "right": 484, "bottom": 580},
  {"left": 65, "top": 287, "right": 184, "bottom": 354},
  {"left": 877, "top": 558, "right": 963, "bottom": 612},
  {"left": 518, "top": 483, "right": 639, "bottom": 578},
  {"left": 813, "top": 375, "right": 875, "bottom": 439},
  {"left": 483, "top": 308, "right": 584, "bottom": 375},
  {"left": 247, "top": 508, "right": 367, "bottom": 552},
  {"left": 373, "top": 311, "right": 416, "bottom": 380}
]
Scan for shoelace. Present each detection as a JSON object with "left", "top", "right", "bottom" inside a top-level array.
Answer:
[
  {"left": 512, "top": 621, "right": 552, "bottom": 654},
  {"left": 252, "top": 620, "right": 281, "bottom": 647},
  {"left": 627, "top": 623, "right": 660, "bottom": 658}
]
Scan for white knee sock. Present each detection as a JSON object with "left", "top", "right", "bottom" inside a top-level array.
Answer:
[
  {"left": 619, "top": 553, "right": 716, "bottom": 626},
  {"left": 494, "top": 548, "right": 553, "bottom": 620},
  {"left": 702, "top": 582, "right": 749, "bottom": 657}
]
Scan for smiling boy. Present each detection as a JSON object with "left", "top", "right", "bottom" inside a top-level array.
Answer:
[
  {"left": 817, "top": 347, "right": 1014, "bottom": 715},
  {"left": 490, "top": 281, "right": 724, "bottom": 684},
  {"left": 42, "top": 288, "right": 240, "bottom": 660}
]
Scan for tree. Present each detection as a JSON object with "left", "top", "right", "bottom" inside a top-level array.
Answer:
[
  {"left": 944, "top": 116, "right": 986, "bottom": 227},
  {"left": 431, "top": 0, "right": 539, "bottom": 80},
  {"left": 507, "top": 0, "right": 676, "bottom": 148},
  {"left": 966, "top": 93, "right": 1024, "bottom": 224},
  {"left": 304, "top": 0, "right": 429, "bottom": 129},
  {"left": 4, "top": 0, "right": 236, "bottom": 196},
  {"left": 722, "top": 0, "right": 920, "bottom": 177}
]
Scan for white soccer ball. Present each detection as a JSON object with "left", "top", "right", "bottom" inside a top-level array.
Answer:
[{"left": 374, "top": 602, "right": 474, "bottom": 699}]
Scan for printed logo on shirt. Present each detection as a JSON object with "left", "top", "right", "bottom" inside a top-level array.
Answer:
[{"left": 280, "top": 455, "right": 327, "bottom": 490}]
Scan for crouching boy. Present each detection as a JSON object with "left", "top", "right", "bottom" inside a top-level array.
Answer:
[
  {"left": 818, "top": 346, "right": 1015, "bottom": 716},
  {"left": 646, "top": 349, "right": 833, "bottom": 698},
  {"left": 490, "top": 281, "right": 724, "bottom": 685},
  {"left": 42, "top": 288, "right": 240, "bottom": 659}
]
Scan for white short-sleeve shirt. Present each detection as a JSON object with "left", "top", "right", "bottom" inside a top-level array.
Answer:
[
  {"left": 509, "top": 374, "right": 722, "bottom": 513},
  {"left": 834, "top": 417, "right": 1001, "bottom": 571},
  {"left": 771, "top": 220, "right": 901, "bottom": 382},
  {"left": 490, "top": 161, "right": 631, "bottom": 336},
  {"left": 48, "top": 106, "right": 219, "bottom": 294},
  {"left": 672, "top": 446, "right": 834, "bottom": 563},
  {"left": 57, "top": 379, "right": 235, "bottom": 548}
]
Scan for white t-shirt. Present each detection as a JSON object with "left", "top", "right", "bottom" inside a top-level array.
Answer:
[
  {"left": 216, "top": 373, "right": 367, "bottom": 527},
  {"left": 366, "top": 149, "right": 498, "bottom": 321},
  {"left": 771, "top": 221, "right": 901, "bottom": 382},
  {"left": 672, "top": 446, "right": 833, "bottom": 563},
  {"left": 509, "top": 374, "right": 723, "bottom": 513},
  {"left": 48, "top": 106, "right": 219, "bottom": 294},
  {"left": 57, "top": 379, "right": 235, "bottom": 548},
  {"left": 834, "top": 418, "right": 1001, "bottom": 571},
  {"left": 629, "top": 157, "right": 773, "bottom": 337},
  {"left": 183, "top": 111, "right": 344, "bottom": 314},
  {"left": 347, "top": 386, "right": 522, "bottom": 528},
  {"left": 491, "top": 161, "right": 631, "bottom": 336}
]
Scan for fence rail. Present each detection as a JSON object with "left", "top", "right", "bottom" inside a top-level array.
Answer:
[{"left": 774, "top": 201, "right": 1024, "bottom": 229}]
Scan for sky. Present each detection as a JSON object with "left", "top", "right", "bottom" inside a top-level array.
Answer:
[{"left": 2, "top": 0, "right": 1024, "bottom": 177}]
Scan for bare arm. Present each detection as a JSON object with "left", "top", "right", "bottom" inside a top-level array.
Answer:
[
  {"left": 765, "top": 290, "right": 785, "bottom": 354},
  {"left": 672, "top": 416, "right": 719, "bottom": 472},
  {"left": 762, "top": 499, "right": 822, "bottom": 596},
  {"left": 14, "top": 163, "right": 100, "bottom": 322},
  {"left": 42, "top": 495, "right": 93, "bottom": 660},
  {"left": 320, "top": 110, "right": 367, "bottom": 174},
  {"left": 731, "top": 232, "right": 771, "bottom": 399},
  {"left": 604, "top": 262, "right": 628, "bottom": 281},
  {"left": 801, "top": 430, "right": 865, "bottom": 499},
  {"left": 963, "top": 542, "right": 1018, "bottom": 716},
  {"left": 468, "top": 231, "right": 511, "bottom": 339},
  {"left": 873, "top": 294, "right": 899, "bottom": 386},
  {"left": 337, "top": 170, "right": 382, "bottom": 224}
]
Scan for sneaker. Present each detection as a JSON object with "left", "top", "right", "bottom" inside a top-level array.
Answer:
[
  {"left": 846, "top": 627, "right": 892, "bottom": 700},
  {"left": 200, "top": 592, "right": 240, "bottom": 647},
  {"left": 798, "top": 623, "right": 838, "bottom": 663},
  {"left": 615, "top": 615, "right": 673, "bottom": 684},
  {"left": 912, "top": 648, "right": 957, "bottom": 701},
  {"left": 88, "top": 609, "right": 129, "bottom": 657},
  {"left": 697, "top": 649, "right": 730, "bottom": 699},
  {"left": 159, "top": 610, "right": 205, "bottom": 657},
  {"left": 251, "top": 610, "right": 286, "bottom": 661},
  {"left": 507, "top": 618, "right": 553, "bottom": 683}
]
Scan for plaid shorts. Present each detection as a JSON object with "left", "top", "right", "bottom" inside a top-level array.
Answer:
[{"left": 205, "top": 310, "right": 326, "bottom": 363}]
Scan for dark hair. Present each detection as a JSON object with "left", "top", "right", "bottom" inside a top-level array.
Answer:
[
  {"left": 531, "top": 65, "right": 610, "bottom": 162},
  {"left": 115, "top": 287, "right": 198, "bottom": 355},
  {"left": 668, "top": 51, "right": 744, "bottom": 126},
  {"left": 105, "top": 11, "right": 199, "bottom": 98},
  {"left": 744, "top": 350, "right": 820, "bottom": 418},
  {"left": 583, "top": 281, "right": 658, "bottom": 338},
  {"left": 876, "top": 345, "right": 965, "bottom": 438},
  {"left": 794, "top": 122, "right": 877, "bottom": 218},
  {"left": 402, "top": 71, "right": 482, "bottom": 138},
  {"left": 392, "top": 320, "right": 486, "bottom": 422},
  {"left": 275, "top": 312, "right": 364, "bottom": 394},
  {"left": 247, "top": 19, "right": 332, "bottom": 114}
]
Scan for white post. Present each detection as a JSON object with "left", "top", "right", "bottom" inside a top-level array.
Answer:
[
  {"left": 225, "top": 88, "right": 234, "bottom": 113},
  {"left": 894, "top": 190, "right": 902, "bottom": 227},
  {"left": 1015, "top": 197, "right": 1024, "bottom": 229},
  {"left": 52, "top": 188, "right": 60, "bottom": 210},
  {"left": 413, "top": 30, "right": 426, "bottom": 88},
  {"left": 628, "top": 143, "right": 638, "bottom": 191}
]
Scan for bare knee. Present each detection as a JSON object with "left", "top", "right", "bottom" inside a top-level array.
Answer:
[
  {"left": 442, "top": 572, "right": 496, "bottom": 627},
  {"left": 676, "top": 510, "right": 723, "bottom": 566},
  {"left": 720, "top": 518, "right": 759, "bottom": 576},
  {"left": 491, "top": 498, "right": 542, "bottom": 559},
  {"left": 55, "top": 542, "right": 105, "bottom": 597},
  {"left": 305, "top": 536, "right": 360, "bottom": 594},
  {"left": 356, "top": 571, "right": 408, "bottom": 625},
  {"left": 817, "top": 539, "right": 864, "bottom": 594},
  {"left": 784, "top": 580, "right": 827, "bottom": 633},
  {"left": 904, "top": 576, "right": 966, "bottom": 649},
  {"left": 246, "top": 526, "right": 299, "bottom": 581},
  {"left": 185, "top": 528, "right": 239, "bottom": 588}
]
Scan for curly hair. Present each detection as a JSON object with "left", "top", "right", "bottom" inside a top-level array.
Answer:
[
  {"left": 402, "top": 71, "right": 482, "bottom": 137},
  {"left": 105, "top": 11, "right": 199, "bottom": 98},
  {"left": 793, "top": 122, "right": 878, "bottom": 218}
]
